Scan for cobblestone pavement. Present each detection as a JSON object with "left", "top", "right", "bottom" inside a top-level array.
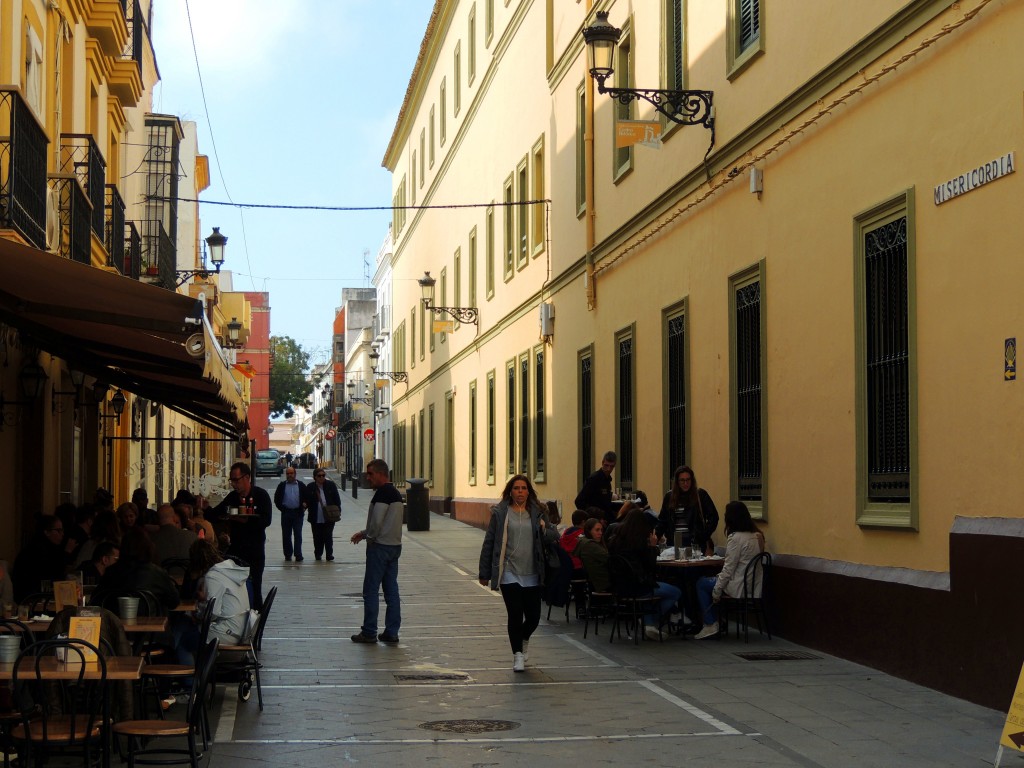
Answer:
[{"left": 197, "top": 473, "right": 1018, "bottom": 767}]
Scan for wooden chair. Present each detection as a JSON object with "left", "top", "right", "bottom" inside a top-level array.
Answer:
[
  {"left": 10, "top": 638, "right": 107, "bottom": 768},
  {"left": 214, "top": 586, "right": 276, "bottom": 711},
  {"left": 113, "top": 638, "right": 218, "bottom": 768},
  {"left": 718, "top": 552, "right": 772, "bottom": 642}
]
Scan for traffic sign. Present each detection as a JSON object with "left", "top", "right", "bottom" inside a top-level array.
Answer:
[
  {"left": 363, "top": 428, "right": 375, "bottom": 442},
  {"left": 326, "top": 428, "right": 336, "bottom": 439}
]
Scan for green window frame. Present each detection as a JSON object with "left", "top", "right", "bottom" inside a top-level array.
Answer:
[
  {"left": 419, "top": 130, "right": 425, "bottom": 186},
  {"left": 519, "top": 353, "right": 529, "bottom": 474},
  {"left": 516, "top": 157, "right": 528, "bottom": 269},
  {"left": 454, "top": 42, "right": 462, "bottom": 117},
  {"left": 506, "top": 360, "right": 515, "bottom": 477},
  {"left": 854, "top": 188, "right": 917, "bottom": 529},
  {"left": 503, "top": 175, "right": 514, "bottom": 281},
  {"left": 486, "top": 369, "right": 496, "bottom": 484},
  {"left": 468, "top": 5, "right": 477, "bottom": 86},
  {"left": 613, "top": 20, "right": 634, "bottom": 182},
  {"left": 410, "top": 414, "right": 417, "bottom": 480},
  {"left": 485, "top": 0, "right": 494, "bottom": 46},
  {"left": 575, "top": 81, "right": 586, "bottom": 218},
  {"left": 485, "top": 205, "right": 495, "bottom": 299},
  {"left": 533, "top": 345, "right": 545, "bottom": 482},
  {"left": 439, "top": 267, "right": 447, "bottom": 344},
  {"left": 663, "top": 299, "right": 689, "bottom": 479},
  {"left": 469, "top": 379, "right": 478, "bottom": 485},
  {"left": 411, "top": 151, "right": 417, "bottom": 205},
  {"left": 578, "top": 345, "right": 594, "bottom": 487},
  {"left": 410, "top": 307, "right": 416, "bottom": 368},
  {"left": 729, "top": 261, "right": 767, "bottom": 519},
  {"left": 429, "top": 106, "right": 435, "bottom": 168},
  {"left": 614, "top": 326, "right": 635, "bottom": 495},
  {"left": 531, "top": 136, "right": 545, "bottom": 258},
  {"left": 727, "top": 0, "right": 764, "bottom": 79},
  {"left": 468, "top": 227, "right": 478, "bottom": 309},
  {"left": 453, "top": 248, "right": 462, "bottom": 330},
  {"left": 428, "top": 403, "right": 435, "bottom": 486},
  {"left": 440, "top": 78, "right": 447, "bottom": 146},
  {"left": 418, "top": 408, "right": 425, "bottom": 477}
]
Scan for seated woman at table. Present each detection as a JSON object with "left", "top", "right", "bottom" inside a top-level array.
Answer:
[
  {"left": 574, "top": 517, "right": 610, "bottom": 592},
  {"left": 607, "top": 509, "right": 682, "bottom": 637},
  {"left": 694, "top": 501, "right": 765, "bottom": 640},
  {"left": 93, "top": 527, "right": 180, "bottom": 613},
  {"left": 116, "top": 501, "right": 143, "bottom": 535}
]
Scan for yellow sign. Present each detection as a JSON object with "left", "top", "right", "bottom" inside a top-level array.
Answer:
[
  {"left": 1000, "top": 663, "right": 1024, "bottom": 751},
  {"left": 433, "top": 319, "right": 454, "bottom": 334},
  {"left": 1006, "top": 338, "right": 1016, "bottom": 381},
  {"left": 616, "top": 120, "right": 662, "bottom": 149}
]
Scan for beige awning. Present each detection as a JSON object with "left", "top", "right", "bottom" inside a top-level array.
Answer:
[{"left": 0, "top": 237, "right": 247, "bottom": 435}]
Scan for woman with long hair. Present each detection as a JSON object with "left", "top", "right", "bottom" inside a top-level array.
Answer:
[
  {"left": 608, "top": 509, "right": 682, "bottom": 638},
  {"left": 658, "top": 466, "right": 719, "bottom": 555},
  {"left": 478, "top": 474, "right": 557, "bottom": 672},
  {"left": 574, "top": 517, "right": 610, "bottom": 592},
  {"left": 694, "top": 501, "right": 765, "bottom": 639}
]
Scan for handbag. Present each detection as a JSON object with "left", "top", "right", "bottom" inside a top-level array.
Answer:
[{"left": 323, "top": 504, "right": 342, "bottom": 523}]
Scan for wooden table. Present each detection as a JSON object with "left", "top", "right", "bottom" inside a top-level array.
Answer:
[
  {"left": 173, "top": 600, "right": 197, "bottom": 613},
  {"left": 657, "top": 556, "right": 725, "bottom": 572},
  {"left": 22, "top": 615, "right": 168, "bottom": 635},
  {"left": 0, "top": 655, "right": 144, "bottom": 681}
]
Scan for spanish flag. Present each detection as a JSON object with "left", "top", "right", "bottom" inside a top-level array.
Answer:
[{"left": 232, "top": 361, "right": 257, "bottom": 379}]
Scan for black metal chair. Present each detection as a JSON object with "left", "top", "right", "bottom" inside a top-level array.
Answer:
[
  {"left": 0, "top": 619, "right": 35, "bottom": 768},
  {"left": 580, "top": 582, "right": 616, "bottom": 639},
  {"left": 9, "top": 638, "right": 108, "bottom": 768},
  {"left": 718, "top": 552, "right": 772, "bottom": 642},
  {"left": 17, "top": 593, "right": 54, "bottom": 619},
  {"left": 607, "top": 555, "right": 661, "bottom": 645},
  {"left": 114, "top": 638, "right": 219, "bottom": 768},
  {"left": 214, "top": 586, "right": 276, "bottom": 711}
]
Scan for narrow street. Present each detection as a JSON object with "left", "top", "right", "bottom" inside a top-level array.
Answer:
[{"left": 198, "top": 472, "right": 1015, "bottom": 767}]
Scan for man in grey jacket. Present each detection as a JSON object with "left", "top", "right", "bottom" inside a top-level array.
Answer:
[{"left": 350, "top": 458, "right": 404, "bottom": 644}]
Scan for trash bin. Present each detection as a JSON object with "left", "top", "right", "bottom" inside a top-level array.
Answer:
[{"left": 406, "top": 477, "right": 429, "bottom": 531}]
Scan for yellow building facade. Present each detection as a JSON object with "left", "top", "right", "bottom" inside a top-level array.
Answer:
[
  {"left": 386, "top": 0, "right": 1024, "bottom": 707},
  {"left": 0, "top": 0, "right": 248, "bottom": 563}
]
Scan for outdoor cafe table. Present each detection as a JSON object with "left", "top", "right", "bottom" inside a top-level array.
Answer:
[
  {"left": 657, "top": 556, "right": 725, "bottom": 630},
  {"left": 24, "top": 615, "right": 168, "bottom": 636},
  {"left": 0, "top": 655, "right": 144, "bottom": 768}
]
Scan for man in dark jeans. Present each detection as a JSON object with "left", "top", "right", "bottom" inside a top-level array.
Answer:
[
  {"left": 274, "top": 466, "right": 307, "bottom": 562},
  {"left": 575, "top": 450, "right": 617, "bottom": 524},
  {"left": 205, "top": 462, "right": 272, "bottom": 610},
  {"left": 350, "top": 459, "right": 404, "bottom": 644}
]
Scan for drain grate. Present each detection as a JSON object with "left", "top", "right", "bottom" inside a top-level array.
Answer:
[
  {"left": 418, "top": 719, "right": 520, "bottom": 734},
  {"left": 735, "top": 650, "right": 821, "bottom": 661},
  {"left": 396, "top": 672, "right": 471, "bottom": 683}
]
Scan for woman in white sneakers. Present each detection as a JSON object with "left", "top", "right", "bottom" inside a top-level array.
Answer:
[{"left": 478, "top": 474, "right": 557, "bottom": 672}]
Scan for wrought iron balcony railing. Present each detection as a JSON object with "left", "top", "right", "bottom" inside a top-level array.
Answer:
[
  {"left": 123, "top": 220, "right": 141, "bottom": 279},
  {"left": 0, "top": 88, "right": 48, "bottom": 249},
  {"left": 105, "top": 184, "right": 125, "bottom": 271},
  {"left": 140, "top": 218, "right": 175, "bottom": 290},
  {"left": 122, "top": 0, "right": 146, "bottom": 75},
  {"left": 60, "top": 134, "right": 106, "bottom": 240},
  {"left": 49, "top": 175, "right": 91, "bottom": 264}
]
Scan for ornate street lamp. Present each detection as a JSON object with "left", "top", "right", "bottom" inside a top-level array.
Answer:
[
  {"left": 176, "top": 227, "right": 228, "bottom": 287},
  {"left": 418, "top": 271, "right": 479, "bottom": 326}
]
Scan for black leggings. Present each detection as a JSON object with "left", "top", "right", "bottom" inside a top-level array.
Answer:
[{"left": 499, "top": 583, "right": 542, "bottom": 654}]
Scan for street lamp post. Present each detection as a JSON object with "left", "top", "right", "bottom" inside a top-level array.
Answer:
[
  {"left": 175, "top": 227, "right": 229, "bottom": 287},
  {"left": 418, "top": 271, "right": 479, "bottom": 326}
]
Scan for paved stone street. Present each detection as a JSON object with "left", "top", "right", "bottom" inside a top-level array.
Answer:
[{"left": 200, "top": 472, "right": 1018, "bottom": 767}]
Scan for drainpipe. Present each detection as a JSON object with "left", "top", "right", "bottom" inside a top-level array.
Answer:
[{"left": 584, "top": 1, "right": 597, "bottom": 310}]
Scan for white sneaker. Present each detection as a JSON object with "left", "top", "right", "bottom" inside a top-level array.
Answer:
[
  {"left": 512, "top": 651, "right": 525, "bottom": 672},
  {"left": 694, "top": 622, "right": 719, "bottom": 640},
  {"left": 522, "top": 640, "right": 529, "bottom": 663},
  {"left": 644, "top": 625, "right": 662, "bottom": 641}
]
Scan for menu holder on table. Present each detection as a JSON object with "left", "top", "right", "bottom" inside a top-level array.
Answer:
[
  {"left": 54, "top": 579, "right": 81, "bottom": 612},
  {"left": 67, "top": 616, "right": 102, "bottom": 662}
]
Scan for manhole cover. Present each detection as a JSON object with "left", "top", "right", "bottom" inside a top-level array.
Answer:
[
  {"left": 396, "top": 672, "right": 470, "bottom": 682},
  {"left": 419, "top": 719, "right": 520, "bottom": 734},
  {"left": 735, "top": 650, "right": 821, "bottom": 661}
]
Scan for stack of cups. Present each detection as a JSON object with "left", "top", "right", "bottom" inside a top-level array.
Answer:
[{"left": 118, "top": 596, "right": 140, "bottom": 622}]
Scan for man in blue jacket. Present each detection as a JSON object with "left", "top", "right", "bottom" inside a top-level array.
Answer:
[{"left": 274, "top": 467, "right": 306, "bottom": 562}]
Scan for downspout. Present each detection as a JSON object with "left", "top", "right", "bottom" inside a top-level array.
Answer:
[{"left": 584, "top": 1, "right": 597, "bottom": 310}]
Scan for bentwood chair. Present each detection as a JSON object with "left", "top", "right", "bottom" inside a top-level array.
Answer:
[
  {"left": 114, "top": 638, "right": 218, "bottom": 768},
  {"left": 214, "top": 586, "right": 276, "bottom": 711},
  {"left": 0, "top": 619, "right": 35, "bottom": 768},
  {"left": 718, "top": 552, "right": 772, "bottom": 642}
]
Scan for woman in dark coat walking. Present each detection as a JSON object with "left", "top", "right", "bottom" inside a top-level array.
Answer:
[{"left": 305, "top": 469, "right": 342, "bottom": 561}]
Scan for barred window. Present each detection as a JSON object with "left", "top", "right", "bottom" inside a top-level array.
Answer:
[
  {"left": 865, "top": 216, "right": 910, "bottom": 502},
  {"left": 519, "top": 356, "right": 529, "bottom": 474},
  {"left": 617, "top": 333, "right": 634, "bottom": 493},
  {"left": 579, "top": 351, "right": 593, "bottom": 487},
  {"left": 469, "top": 381, "right": 478, "bottom": 484},
  {"left": 487, "top": 371, "right": 496, "bottom": 482},
  {"left": 507, "top": 362, "right": 515, "bottom": 476},
  {"left": 667, "top": 313, "right": 686, "bottom": 472},
  {"left": 735, "top": 280, "right": 762, "bottom": 502},
  {"left": 534, "top": 348, "right": 545, "bottom": 478}
]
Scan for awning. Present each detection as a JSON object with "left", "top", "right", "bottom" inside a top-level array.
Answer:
[{"left": 0, "top": 237, "right": 247, "bottom": 436}]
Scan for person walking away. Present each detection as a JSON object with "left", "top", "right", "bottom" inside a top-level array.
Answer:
[
  {"left": 350, "top": 459, "right": 404, "bottom": 644},
  {"left": 204, "top": 462, "right": 272, "bottom": 610},
  {"left": 695, "top": 501, "right": 765, "bottom": 639},
  {"left": 575, "top": 451, "right": 617, "bottom": 525},
  {"left": 306, "top": 469, "right": 341, "bottom": 561},
  {"left": 274, "top": 467, "right": 307, "bottom": 562},
  {"left": 479, "top": 474, "right": 558, "bottom": 672}
]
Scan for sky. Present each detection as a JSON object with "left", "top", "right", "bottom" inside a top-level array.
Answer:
[{"left": 150, "top": 0, "right": 435, "bottom": 366}]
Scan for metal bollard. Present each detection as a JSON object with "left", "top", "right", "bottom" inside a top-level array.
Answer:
[{"left": 351, "top": 474, "right": 358, "bottom": 499}]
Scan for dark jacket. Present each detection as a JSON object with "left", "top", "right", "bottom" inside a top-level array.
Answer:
[
  {"left": 93, "top": 560, "right": 180, "bottom": 612},
  {"left": 574, "top": 537, "right": 611, "bottom": 592},
  {"left": 607, "top": 541, "right": 659, "bottom": 597},
  {"left": 657, "top": 488, "right": 719, "bottom": 553},
  {"left": 274, "top": 479, "right": 307, "bottom": 512},
  {"left": 304, "top": 480, "right": 342, "bottom": 524},
  {"left": 574, "top": 469, "right": 613, "bottom": 520},
  {"left": 11, "top": 535, "right": 71, "bottom": 602},
  {"left": 208, "top": 485, "right": 273, "bottom": 561},
  {"left": 478, "top": 500, "right": 557, "bottom": 590}
]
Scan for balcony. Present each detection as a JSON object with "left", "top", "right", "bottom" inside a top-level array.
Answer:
[
  {"left": 60, "top": 134, "right": 106, "bottom": 241},
  {"left": 109, "top": 0, "right": 145, "bottom": 106},
  {"left": 140, "top": 218, "right": 175, "bottom": 290},
  {"left": 0, "top": 88, "right": 48, "bottom": 249},
  {"left": 85, "top": 0, "right": 130, "bottom": 57},
  {"left": 49, "top": 174, "right": 92, "bottom": 264},
  {"left": 338, "top": 403, "right": 362, "bottom": 432},
  {"left": 105, "top": 184, "right": 125, "bottom": 271},
  {"left": 123, "top": 220, "right": 141, "bottom": 279}
]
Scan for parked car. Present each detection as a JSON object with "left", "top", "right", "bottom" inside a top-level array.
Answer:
[
  {"left": 255, "top": 449, "right": 283, "bottom": 477},
  {"left": 296, "top": 453, "right": 318, "bottom": 469}
]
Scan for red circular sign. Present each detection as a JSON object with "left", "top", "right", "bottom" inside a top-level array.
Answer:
[
  {"left": 363, "top": 428, "right": 375, "bottom": 442},
  {"left": 326, "top": 428, "right": 337, "bottom": 439}
]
